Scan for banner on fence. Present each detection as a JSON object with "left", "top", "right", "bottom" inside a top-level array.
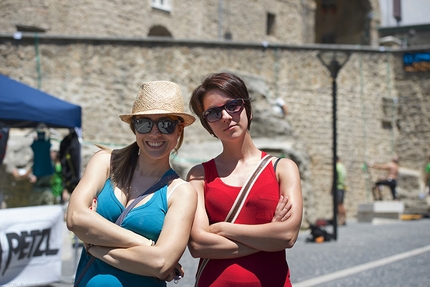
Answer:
[{"left": 0, "top": 205, "right": 63, "bottom": 286}]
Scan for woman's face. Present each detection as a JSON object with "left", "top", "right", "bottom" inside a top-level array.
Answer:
[
  {"left": 202, "top": 89, "right": 248, "bottom": 141},
  {"left": 133, "top": 115, "right": 183, "bottom": 160}
]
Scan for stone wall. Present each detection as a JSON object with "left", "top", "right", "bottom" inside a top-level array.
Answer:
[
  {"left": 1, "top": 0, "right": 429, "bottom": 221},
  {"left": 0, "top": 0, "right": 384, "bottom": 46},
  {"left": 2, "top": 34, "right": 428, "bottom": 221},
  {"left": 0, "top": 0, "right": 309, "bottom": 43}
]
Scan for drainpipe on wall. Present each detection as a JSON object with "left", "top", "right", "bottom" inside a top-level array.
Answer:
[
  {"left": 218, "top": 0, "right": 223, "bottom": 40},
  {"left": 34, "top": 32, "right": 42, "bottom": 89}
]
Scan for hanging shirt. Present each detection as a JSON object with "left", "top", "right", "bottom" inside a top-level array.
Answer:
[
  {"left": 59, "top": 131, "right": 81, "bottom": 192},
  {"left": 31, "top": 137, "right": 53, "bottom": 177},
  {"left": 0, "top": 124, "right": 9, "bottom": 165}
]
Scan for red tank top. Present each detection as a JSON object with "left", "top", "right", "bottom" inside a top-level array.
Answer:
[{"left": 197, "top": 153, "right": 291, "bottom": 287}]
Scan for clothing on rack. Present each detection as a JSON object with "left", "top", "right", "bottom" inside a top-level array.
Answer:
[
  {"left": 0, "top": 123, "right": 9, "bottom": 165},
  {"left": 59, "top": 129, "right": 80, "bottom": 193},
  {"left": 31, "top": 131, "right": 53, "bottom": 177}
]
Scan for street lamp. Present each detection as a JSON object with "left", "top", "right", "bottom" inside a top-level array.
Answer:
[{"left": 317, "top": 50, "right": 350, "bottom": 241}]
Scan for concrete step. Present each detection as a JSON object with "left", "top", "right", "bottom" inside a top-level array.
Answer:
[{"left": 357, "top": 201, "right": 404, "bottom": 223}]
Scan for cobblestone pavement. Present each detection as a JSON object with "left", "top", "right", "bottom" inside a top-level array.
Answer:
[{"left": 47, "top": 217, "right": 430, "bottom": 287}]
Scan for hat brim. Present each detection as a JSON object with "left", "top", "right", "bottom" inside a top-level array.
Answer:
[{"left": 119, "top": 110, "right": 196, "bottom": 127}]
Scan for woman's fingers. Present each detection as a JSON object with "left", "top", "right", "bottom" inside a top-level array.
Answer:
[
  {"left": 164, "top": 262, "right": 184, "bottom": 283},
  {"left": 272, "top": 195, "right": 292, "bottom": 222}
]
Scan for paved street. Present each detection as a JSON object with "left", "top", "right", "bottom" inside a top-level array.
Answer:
[
  {"left": 52, "top": 217, "right": 430, "bottom": 287},
  {"left": 288, "top": 218, "right": 430, "bottom": 287}
]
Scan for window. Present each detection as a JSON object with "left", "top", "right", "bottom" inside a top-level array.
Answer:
[
  {"left": 224, "top": 30, "right": 232, "bottom": 40},
  {"left": 148, "top": 25, "right": 172, "bottom": 37},
  {"left": 267, "top": 13, "right": 275, "bottom": 35},
  {"left": 151, "top": 0, "right": 171, "bottom": 12},
  {"left": 15, "top": 24, "right": 46, "bottom": 33}
]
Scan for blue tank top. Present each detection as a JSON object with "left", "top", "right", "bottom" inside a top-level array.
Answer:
[
  {"left": 31, "top": 138, "right": 53, "bottom": 177},
  {"left": 75, "top": 170, "right": 175, "bottom": 287}
]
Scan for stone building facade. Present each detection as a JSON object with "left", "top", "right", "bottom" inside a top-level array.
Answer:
[
  {"left": 1, "top": 0, "right": 429, "bottom": 222},
  {"left": 0, "top": 0, "right": 312, "bottom": 42}
]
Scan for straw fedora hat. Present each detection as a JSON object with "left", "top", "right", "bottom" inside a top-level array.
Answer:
[{"left": 120, "top": 81, "right": 195, "bottom": 126}]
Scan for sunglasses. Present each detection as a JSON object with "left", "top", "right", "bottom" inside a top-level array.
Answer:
[
  {"left": 203, "top": 99, "right": 246, "bottom": 123},
  {"left": 133, "top": 117, "right": 180, "bottom": 134}
]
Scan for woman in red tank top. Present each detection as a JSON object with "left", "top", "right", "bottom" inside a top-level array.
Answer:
[{"left": 187, "top": 72, "right": 303, "bottom": 286}]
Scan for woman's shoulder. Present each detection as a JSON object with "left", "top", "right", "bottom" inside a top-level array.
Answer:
[
  {"left": 271, "top": 157, "right": 299, "bottom": 172},
  {"left": 168, "top": 178, "right": 197, "bottom": 200},
  {"left": 86, "top": 148, "right": 112, "bottom": 171},
  {"left": 171, "top": 178, "right": 192, "bottom": 189},
  {"left": 91, "top": 148, "right": 112, "bottom": 161},
  {"left": 186, "top": 162, "right": 206, "bottom": 180}
]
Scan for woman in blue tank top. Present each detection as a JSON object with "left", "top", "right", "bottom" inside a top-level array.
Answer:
[{"left": 66, "top": 81, "right": 197, "bottom": 286}]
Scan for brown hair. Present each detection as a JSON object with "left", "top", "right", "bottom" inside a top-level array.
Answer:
[
  {"left": 95, "top": 143, "right": 138, "bottom": 191},
  {"left": 110, "top": 142, "right": 139, "bottom": 191},
  {"left": 189, "top": 72, "right": 252, "bottom": 136}
]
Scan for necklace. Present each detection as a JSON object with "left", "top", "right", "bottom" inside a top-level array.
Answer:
[{"left": 126, "top": 171, "right": 166, "bottom": 200}]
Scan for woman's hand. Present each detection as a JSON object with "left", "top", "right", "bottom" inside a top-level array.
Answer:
[
  {"left": 163, "top": 262, "right": 184, "bottom": 283},
  {"left": 208, "top": 195, "right": 292, "bottom": 236},
  {"left": 272, "top": 195, "right": 292, "bottom": 222},
  {"left": 208, "top": 222, "right": 225, "bottom": 235},
  {"left": 89, "top": 198, "right": 97, "bottom": 211},
  {"left": 83, "top": 242, "right": 95, "bottom": 256},
  {"left": 83, "top": 242, "right": 90, "bottom": 251}
]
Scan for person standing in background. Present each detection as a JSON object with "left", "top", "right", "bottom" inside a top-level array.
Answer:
[
  {"left": 424, "top": 156, "right": 430, "bottom": 195},
  {"left": 336, "top": 156, "right": 347, "bottom": 226},
  {"left": 50, "top": 149, "right": 63, "bottom": 204},
  {"left": 59, "top": 129, "right": 81, "bottom": 203}
]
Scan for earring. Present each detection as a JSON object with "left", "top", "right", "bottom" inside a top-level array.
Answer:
[{"left": 138, "top": 148, "right": 141, "bottom": 155}]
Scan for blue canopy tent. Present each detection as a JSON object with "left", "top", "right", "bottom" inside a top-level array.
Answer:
[
  {"left": 0, "top": 74, "right": 82, "bottom": 201},
  {"left": 0, "top": 74, "right": 81, "bottom": 129}
]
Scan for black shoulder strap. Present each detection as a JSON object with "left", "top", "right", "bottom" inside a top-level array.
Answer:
[{"left": 274, "top": 157, "right": 281, "bottom": 172}]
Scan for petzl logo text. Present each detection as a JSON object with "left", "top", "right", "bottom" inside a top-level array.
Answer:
[{"left": 0, "top": 228, "right": 59, "bottom": 276}]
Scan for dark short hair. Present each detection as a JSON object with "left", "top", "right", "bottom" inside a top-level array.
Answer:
[{"left": 189, "top": 72, "right": 252, "bottom": 136}]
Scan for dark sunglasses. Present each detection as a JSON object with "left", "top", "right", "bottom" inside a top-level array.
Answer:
[
  {"left": 203, "top": 99, "right": 246, "bottom": 123},
  {"left": 133, "top": 117, "right": 180, "bottom": 134}
]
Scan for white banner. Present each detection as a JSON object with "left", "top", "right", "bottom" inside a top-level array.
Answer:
[{"left": 0, "top": 205, "right": 63, "bottom": 286}]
